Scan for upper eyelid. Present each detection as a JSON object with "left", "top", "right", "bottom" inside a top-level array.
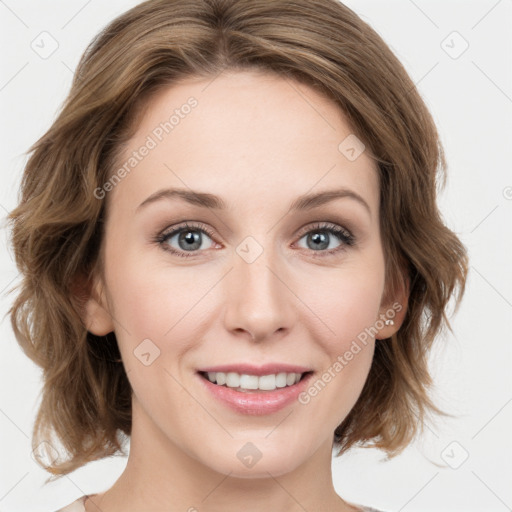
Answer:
[
  {"left": 159, "top": 220, "right": 351, "bottom": 235},
  {"left": 158, "top": 220, "right": 354, "bottom": 247}
]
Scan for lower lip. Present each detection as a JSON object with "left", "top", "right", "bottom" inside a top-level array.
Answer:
[{"left": 197, "top": 372, "right": 313, "bottom": 416}]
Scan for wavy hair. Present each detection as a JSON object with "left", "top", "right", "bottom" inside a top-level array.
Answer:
[{"left": 7, "top": 0, "right": 468, "bottom": 480}]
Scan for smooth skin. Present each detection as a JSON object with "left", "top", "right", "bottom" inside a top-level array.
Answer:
[{"left": 81, "top": 69, "right": 408, "bottom": 512}]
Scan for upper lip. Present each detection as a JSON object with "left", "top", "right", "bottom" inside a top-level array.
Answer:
[{"left": 197, "top": 363, "right": 313, "bottom": 376}]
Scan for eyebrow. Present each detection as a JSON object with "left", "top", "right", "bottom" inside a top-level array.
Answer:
[{"left": 136, "top": 187, "right": 371, "bottom": 216}]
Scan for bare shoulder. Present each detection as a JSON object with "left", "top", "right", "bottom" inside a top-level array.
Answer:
[{"left": 54, "top": 495, "right": 86, "bottom": 512}]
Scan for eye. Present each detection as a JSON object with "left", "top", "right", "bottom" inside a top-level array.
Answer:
[
  {"left": 295, "top": 222, "right": 355, "bottom": 256},
  {"left": 154, "top": 221, "right": 356, "bottom": 259},
  {"left": 154, "top": 222, "right": 217, "bottom": 258}
]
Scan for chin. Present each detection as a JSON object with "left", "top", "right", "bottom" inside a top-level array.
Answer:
[{"left": 200, "top": 438, "right": 309, "bottom": 479}]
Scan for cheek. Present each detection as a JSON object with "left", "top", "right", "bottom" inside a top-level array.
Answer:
[
  {"left": 305, "top": 257, "right": 385, "bottom": 350},
  {"left": 299, "top": 285, "right": 380, "bottom": 434},
  {"left": 105, "top": 249, "right": 214, "bottom": 356},
  {"left": 321, "top": 280, "right": 379, "bottom": 383},
  {"left": 298, "top": 257, "right": 384, "bottom": 415},
  {"left": 104, "top": 255, "right": 208, "bottom": 415}
]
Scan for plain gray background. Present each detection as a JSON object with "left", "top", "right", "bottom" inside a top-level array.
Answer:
[{"left": 1, "top": 1, "right": 511, "bottom": 511}]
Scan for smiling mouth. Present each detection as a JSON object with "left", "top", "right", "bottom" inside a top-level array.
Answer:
[{"left": 198, "top": 371, "right": 313, "bottom": 392}]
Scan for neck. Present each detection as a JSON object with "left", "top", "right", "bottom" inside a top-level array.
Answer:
[{"left": 85, "top": 398, "right": 359, "bottom": 512}]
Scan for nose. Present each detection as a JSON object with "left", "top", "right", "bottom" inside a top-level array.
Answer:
[{"left": 222, "top": 243, "right": 296, "bottom": 343}]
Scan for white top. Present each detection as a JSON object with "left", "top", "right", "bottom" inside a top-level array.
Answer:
[{"left": 55, "top": 495, "right": 385, "bottom": 512}]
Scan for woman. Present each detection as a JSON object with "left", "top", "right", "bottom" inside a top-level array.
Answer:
[{"left": 7, "top": 0, "right": 468, "bottom": 511}]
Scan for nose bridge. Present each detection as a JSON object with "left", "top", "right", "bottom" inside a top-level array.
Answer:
[{"left": 223, "top": 236, "right": 294, "bottom": 341}]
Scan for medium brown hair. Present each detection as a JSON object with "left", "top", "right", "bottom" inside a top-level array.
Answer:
[{"left": 7, "top": 0, "right": 468, "bottom": 480}]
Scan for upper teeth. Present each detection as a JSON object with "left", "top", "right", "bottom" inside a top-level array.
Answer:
[{"left": 206, "top": 371, "right": 303, "bottom": 391}]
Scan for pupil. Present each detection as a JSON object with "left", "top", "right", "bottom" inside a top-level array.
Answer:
[
  {"left": 180, "top": 231, "right": 200, "bottom": 250},
  {"left": 310, "top": 232, "right": 328, "bottom": 250}
]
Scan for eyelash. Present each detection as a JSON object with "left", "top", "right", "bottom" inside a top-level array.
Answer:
[{"left": 153, "top": 221, "right": 356, "bottom": 259}]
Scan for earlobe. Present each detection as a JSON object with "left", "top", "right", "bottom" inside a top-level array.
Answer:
[
  {"left": 85, "top": 296, "right": 115, "bottom": 335},
  {"left": 375, "top": 274, "right": 410, "bottom": 340},
  {"left": 71, "top": 272, "right": 115, "bottom": 336}
]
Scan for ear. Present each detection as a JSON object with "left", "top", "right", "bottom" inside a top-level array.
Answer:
[
  {"left": 71, "top": 271, "right": 115, "bottom": 336},
  {"left": 374, "top": 273, "right": 410, "bottom": 340}
]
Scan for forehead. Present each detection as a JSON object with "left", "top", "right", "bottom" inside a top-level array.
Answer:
[{"left": 108, "top": 70, "right": 379, "bottom": 217}]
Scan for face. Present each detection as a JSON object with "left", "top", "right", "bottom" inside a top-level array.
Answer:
[{"left": 86, "top": 70, "right": 404, "bottom": 479}]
